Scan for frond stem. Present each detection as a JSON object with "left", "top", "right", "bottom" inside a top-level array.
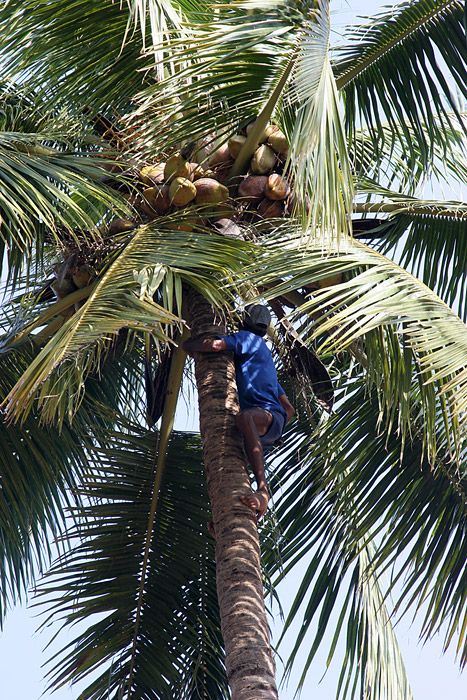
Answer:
[
  {"left": 228, "top": 52, "right": 298, "bottom": 179},
  {"left": 335, "top": 0, "right": 457, "bottom": 89},
  {"left": 124, "top": 330, "right": 188, "bottom": 698}
]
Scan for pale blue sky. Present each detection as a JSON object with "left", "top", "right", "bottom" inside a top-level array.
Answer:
[{"left": 0, "top": 1, "right": 465, "bottom": 699}]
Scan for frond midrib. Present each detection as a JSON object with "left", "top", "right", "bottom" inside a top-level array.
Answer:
[{"left": 335, "top": 0, "right": 457, "bottom": 89}]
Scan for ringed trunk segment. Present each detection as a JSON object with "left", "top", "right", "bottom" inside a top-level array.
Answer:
[{"left": 187, "top": 290, "right": 279, "bottom": 700}]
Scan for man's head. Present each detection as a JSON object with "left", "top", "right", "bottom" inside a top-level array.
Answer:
[{"left": 242, "top": 304, "right": 271, "bottom": 336}]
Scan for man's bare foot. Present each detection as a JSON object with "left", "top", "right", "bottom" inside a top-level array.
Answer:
[{"left": 240, "top": 485, "right": 270, "bottom": 520}]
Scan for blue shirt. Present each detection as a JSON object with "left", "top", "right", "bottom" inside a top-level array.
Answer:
[{"left": 220, "top": 330, "right": 287, "bottom": 419}]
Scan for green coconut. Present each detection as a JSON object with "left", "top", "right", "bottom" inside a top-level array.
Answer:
[
  {"left": 169, "top": 177, "right": 197, "bottom": 206},
  {"left": 250, "top": 144, "right": 276, "bottom": 174},
  {"left": 164, "top": 153, "right": 190, "bottom": 181}
]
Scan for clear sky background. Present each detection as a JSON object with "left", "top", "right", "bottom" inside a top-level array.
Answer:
[{"left": 0, "top": 1, "right": 465, "bottom": 699}]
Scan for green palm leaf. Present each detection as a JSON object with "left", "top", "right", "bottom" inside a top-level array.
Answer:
[
  {"left": 0, "top": 0, "right": 148, "bottom": 112},
  {"left": 36, "top": 428, "right": 227, "bottom": 700},
  {"left": 248, "top": 227, "right": 467, "bottom": 463},
  {"left": 333, "top": 0, "right": 467, "bottom": 164},
  {"left": 268, "top": 377, "right": 466, "bottom": 691},
  {"left": 351, "top": 115, "right": 467, "bottom": 195},
  {"left": 2, "top": 223, "right": 251, "bottom": 424},
  {"left": 358, "top": 203, "right": 467, "bottom": 320}
]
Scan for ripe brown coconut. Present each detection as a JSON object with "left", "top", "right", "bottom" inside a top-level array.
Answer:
[
  {"left": 257, "top": 198, "right": 284, "bottom": 218},
  {"left": 265, "top": 173, "right": 290, "bottom": 201},
  {"left": 238, "top": 175, "right": 268, "bottom": 204},
  {"left": 71, "top": 264, "right": 95, "bottom": 289},
  {"left": 194, "top": 178, "right": 229, "bottom": 205}
]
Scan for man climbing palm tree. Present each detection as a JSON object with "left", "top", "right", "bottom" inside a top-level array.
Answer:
[{"left": 184, "top": 304, "right": 295, "bottom": 518}]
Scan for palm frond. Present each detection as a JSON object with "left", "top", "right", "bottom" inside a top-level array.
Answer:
[
  {"left": 351, "top": 114, "right": 467, "bottom": 196},
  {"left": 246, "top": 227, "right": 467, "bottom": 464},
  {"left": 333, "top": 0, "right": 467, "bottom": 165},
  {"left": 2, "top": 223, "right": 251, "bottom": 424},
  {"left": 283, "top": 2, "right": 353, "bottom": 233},
  {"left": 356, "top": 203, "right": 467, "bottom": 321},
  {"left": 0, "top": 83, "right": 129, "bottom": 283},
  {"left": 36, "top": 428, "right": 227, "bottom": 700},
  {"left": 0, "top": 0, "right": 150, "bottom": 112},
  {"left": 267, "top": 376, "right": 466, "bottom": 692}
]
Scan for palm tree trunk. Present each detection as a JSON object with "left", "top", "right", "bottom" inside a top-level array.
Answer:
[{"left": 187, "top": 290, "right": 279, "bottom": 700}]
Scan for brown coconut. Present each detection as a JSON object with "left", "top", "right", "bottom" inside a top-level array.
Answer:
[
  {"left": 188, "top": 162, "right": 205, "bottom": 180},
  {"left": 143, "top": 185, "right": 171, "bottom": 214},
  {"left": 213, "top": 218, "right": 243, "bottom": 239},
  {"left": 267, "top": 126, "right": 289, "bottom": 154},
  {"left": 265, "top": 173, "right": 290, "bottom": 201},
  {"left": 250, "top": 144, "right": 276, "bottom": 175},
  {"left": 109, "top": 218, "right": 136, "bottom": 235},
  {"left": 238, "top": 175, "right": 268, "bottom": 203},
  {"left": 213, "top": 158, "right": 234, "bottom": 183},
  {"left": 169, "top": 177, "right": 197, "bottom": 206},
  {"left": 164, "top": 153, "right": 190, "bottom": 182},
  {"left": 194, "top": 178, "right": 229, "bottom": 205},
  {"left": 71, "top": 265, "right": 94, "bottom": 289},
  {"left": 258, "top": 198, "right": 284, "bottom": 218},
  {"left": 139, "top": 163, "right": 165, "bottom": 185},
  {"left": 208, "top": 143, "right": 231, "bottom": 168},
  {"left": 228, "top": 135, "right": 247, "bottom": 159}
]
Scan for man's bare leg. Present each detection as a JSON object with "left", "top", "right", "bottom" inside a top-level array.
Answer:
[{"left": 235, "top": 408, "right": 272, "bottom": 519}]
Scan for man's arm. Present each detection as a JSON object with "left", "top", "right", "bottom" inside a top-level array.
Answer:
[
  {"left": 279, "top": 393, "right": 295, "bottom": 422},
  {"left": 182, "top": 337, "right": 228, "bottom": 355}
]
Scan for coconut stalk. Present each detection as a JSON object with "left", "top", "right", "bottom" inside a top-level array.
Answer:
[
  {"left": 228, "top": 54, "right": 297, "bottom": 180},
  {"left": 187, "top": 289, "right": 278, "bottom": 700}
]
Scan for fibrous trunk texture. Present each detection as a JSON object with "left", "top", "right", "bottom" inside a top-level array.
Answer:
[{"left": 187, "top": 290, "right": 279, "bottom": 700}]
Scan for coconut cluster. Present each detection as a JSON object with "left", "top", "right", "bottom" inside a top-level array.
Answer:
[
  {"left": 106, "top": 121, "right": 292, "bottom": 238},
  {"left": 50, "top": 122, "right": 292, "bottom": 304}
]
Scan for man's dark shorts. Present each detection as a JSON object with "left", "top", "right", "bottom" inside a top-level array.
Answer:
[{"left": 260, "top": 410, "right": 286, "bottom": 449}]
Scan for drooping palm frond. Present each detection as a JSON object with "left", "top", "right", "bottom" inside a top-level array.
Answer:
[
  {"left": 0, "top": 131, "right": 126, "bottom": 267},
  {"left": 36, "top": 428, "right": 227, "bottom": 700},
  {"left": 351, "top": 114, "right": 467, "bottom": 196},
  {"left": 0, "top": 337, "right": 125, "bottom": 626},
  {"left": 2, "top": 223, "right": 251, "bottom": 424},
  {"left": 0, "top": 0, "right": 149, "bottom": 112},
  {"left": 358, "top": 203, "right": 467, "bottom": 321},
  {"left": 266, "top": 376, "right": 466, "bottom": 694},
  {"left": 333, "top": 0, "right": 466, "bottom": 166},
  {"left": 0, "top": 83, "right": 130, "bottom": 283},
  {"left": 246, "top": 226, "right": 467, "bottom": 464}
]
